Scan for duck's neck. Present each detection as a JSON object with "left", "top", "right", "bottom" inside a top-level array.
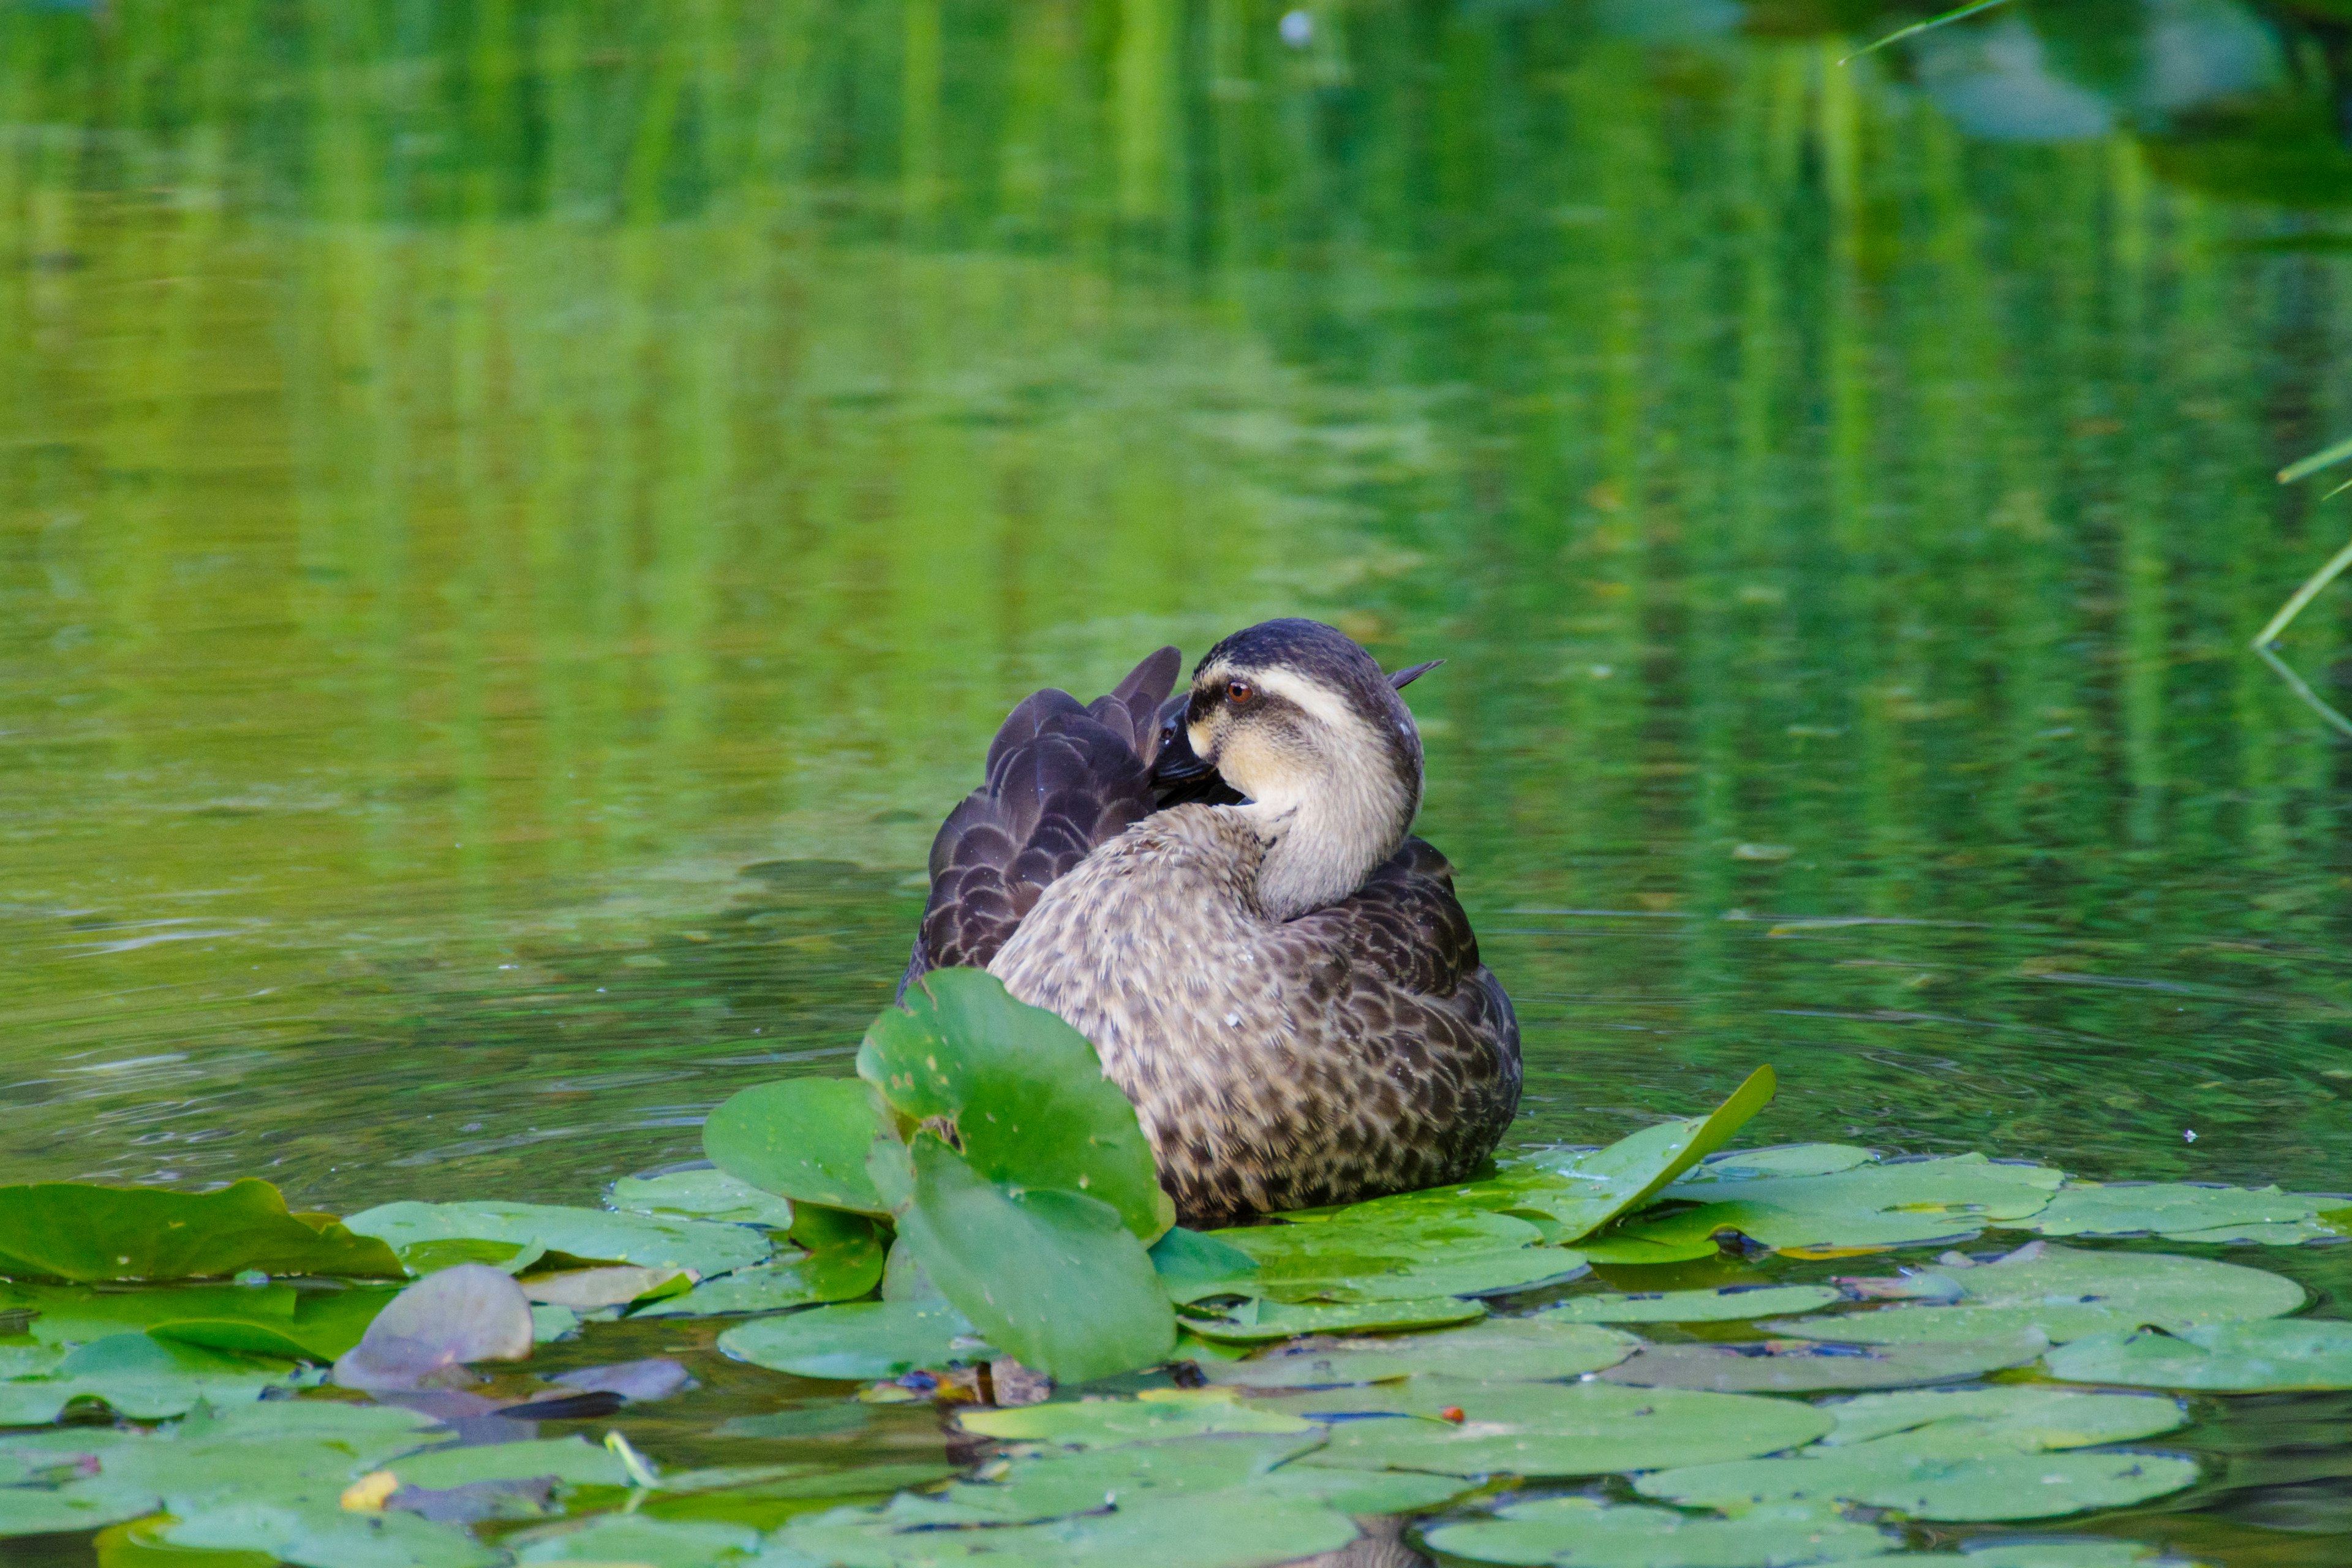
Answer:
[{"left": 1236, "top": 768, "right": 1419, "bottom": 922}]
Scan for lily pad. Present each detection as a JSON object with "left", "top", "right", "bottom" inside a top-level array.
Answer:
[
  {"left": 1422, "top": 1496, "right": 1897, "bottom": 1567},
  {"left": 772, "top": 1488, "right": 1360, "bottom": 1568},
  {"left": 344, "top": 1202, "right": 771, "bottom": 1281},
  {"left": 1204, "top": 1318, "right": 1637, "bottom": 1389},
  {"left": 630, "top": 1244, "right": 884, "bottom": 1319},
  {"left": 1281, "top": 1380, "right": 1833, "bottom": 1478},
  {"left": 161, "top": 1501, "right": 499, "bottom": 1568},
  {"left": 1, "top": 1280, "right": 396, "bottom": 1362},
  {"left": 1180, "top": 1295, "right": 1487, "bottom": 1343},
  {"left": 1816, "top": 1387, "right": 2188, "bottom": 1450},
  {"left": 1959, "top": 1545, "right": 2181, "bottom": 1567},
  {"left": 1207, "top": 1210, "right": 1575, "bottom": 1303},
  {"left": 886, "top": 1432, "right": 1327, "bottom": 1525},
  {"left": 717, "top": 1300, "right": 992, "bottom": 1381},
  {"left": 1540, "top": 1286, "right": 1844, "bottom": 1324},
  {"left": 332, "top": 1265, "right": 534, "bottom": 1392},
  {"left": 857, "top": 968, "right": 1167, "bottom": 1242},
  {"left": 957, "top": 1390, "right": 1320, "bottom": 1448},
  {"left": 2017, "top": 1182, "right": 2346, "bottom": 1244},
  {"left": 510, "top": 1514, "right": 761, "bottom": 1565},
  {"left": 0, "top": 1182, "right": 404, "bottom": 1283},
  {"left": 0, "top": 1333, "right": 310, "bottom": 1423},
  {"left": 703, "top": 1078, "right": 905, "bottom": 1217},
  {"left": 896, "top": 1134, "right": 1175, "bottom": 1384},
  {"left": 1150, "top": 1227, "right": 1263, "bottom": 1305},
  {"left": 609, "top": 1167, "right": 797, "bottom": 1229},
  {"left": 1674, "top": 1145, "right": 1879, "bottom": 1184},
  {"left": 2044, "top": 1319, "right": 2352, "bottom": 1392},
  {"left": 1599, "top": 1335, "right": 2045, "bottom": 1393},
  {"left": 1617, "top": 1155, "right": 2063, "bottom": 1256},
  {"left": 520, "top": 1265, "right": 690, "bottom": 1310},
  {"left": 386, "top": 1437, "right": 630, "bottom": 1490},
  {"left": 1634, "top": 1445, "right": 2201, "bottom": 1522},
  {"left": 1772, "top": 1242, "right": 2306, "bottom": 1346}
]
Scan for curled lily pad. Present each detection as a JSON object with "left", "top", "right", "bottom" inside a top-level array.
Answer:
[
  {"left": 1150, "top": 1227, "right": 1262, "bottom": 1305},
  {"left": 2016, "top": 1182, "right": 2346, "bottom": 1244},
  {"left": 1599, "top": 1335, "right": 2045, "bottom": 1393},
  {"left": 344, "top": 1202, "right": 771, "bottom": 1281},
  {"left": 2044, "top": 1319, "right": 2352, "bottom": 1392},
  {"left": 1634, "top": 1446, "right": 2201, "bottom": 1522},
  {"left": 1207, "top": 1210, "right": 1575, "bottom": 1303},
  {"left": 1280, "top": 1381, "right": 1832, "bottom": 1478},
  {"left": 520, "top": 1265, "right": 690, "bottom": 1310},
  {"left": 1817, "top": 1387, "right": 2188, "bottom": 1450},
  {"left": 333, "top": 1265, "right": 533, "bottom": 1392},
  {"left": 1203, "top": 1318, "right": 1637, "bottom": 1389},
  {"left": 703, "top": 1078, "right": 904, "bottom": 1217},
  {"left": 0, "top": 1181, "right": 404, "bottom": 1283},
  {"left": 1421, "top": 1496, "right": 1897, "bottom": 1567},
  {"left": 1180, "top": 1295, "right": 1487, "bottom": 1343},
  {"left": 957, "top": 1390, "right": 1319, "bottom": 1448},
  {"left": 1771, "top": 1242, "right": 2305, "bottom": 1346},
  {"left": 608, "top": 1167, "right": 796, "bottom": 1229},
  {"left": 859, "top": 968, "right": 1166, "bottom": 1242},
  {"left": 717, "top": 1299, "right": 992, "bottom": 1381},
  {"left": 1618, "top": 1155, "right": 2062, "bottom": 1256},
  {"left": 1540, "top": 1285, "right": 1844, "bottom": 1324}
]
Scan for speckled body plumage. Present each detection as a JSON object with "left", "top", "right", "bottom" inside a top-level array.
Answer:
[{"left": 903, "top": 620, "right": 1521, "bottom": 1226}]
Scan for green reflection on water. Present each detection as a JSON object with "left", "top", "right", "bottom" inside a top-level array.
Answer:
[{"left": 2, "top": 4, "right": 2351, "bottom": 1226}]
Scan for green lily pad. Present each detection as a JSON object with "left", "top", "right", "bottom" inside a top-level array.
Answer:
[
  {"left": 1180, "top": 1294, "right": 1487, "bottom": 1343},
  {"left": 1150, "top": 1227, "right": 1263, "bottom": 1305},
  {"left": 343, "top": 1201, "right": 771, "bottom": 1280},
  {"left": 1959, "top": 1545, "right": 2180, "bottom": 1567},
  {"left": 161, "top": 1501, "right": 499, "bottom": 1568},
  {"left": 1540, "top": 1286, "right": 1844, "bottom": 1324},
  {"left": 0, "top": 1281, "right": 394, "bottom": 1362},
  {"left": 884, "top": 1432, "right": 1328, "bottom": 1525},
  {"left": 957, "top": 1390, "right": 1320, "bottom": 1448},
  {"left": 703, "top": 1078, "right": 905, "bottom": 1218},
  {"left": 717, "top": 1300, "right": 992, "bottom": 1381},
  {"left": 896, "top": 1134, "right": 1175, "bottom": 1384},
  {"left": 1673, "top": 1145, "right": 1880, "bottom": 1185},
  {"left": 1, "top": 1477, "right": 173, "bottom": 1539},
  {"left": 1203, "top": 1317, "right": 1637, "bottom": 1389},
  {"left": 1422, "top": 1496, "right": 1897, "bottom": 1567},
  {"left": 1570, "top": 1231, "right": 1730, "bottom": 1268},
  {"left": 2044, "top": 1319, "right": 2352, "bottom": 1392},
  {"left": 772, "top": 1488, "right": 1360, "bottom": 1568},
  {"left": 0, "top": 1182, "right": 404, "bottom": 1283},
  {"left": 0, "top": 1333, "right": 310, "bottom": 1423},
  {"left": 858, "top": 968, "right": 1167, "bottom": 1242},
  {"left": 630, "top": 1243, "right": 885, "bottom": 1319},
  {"left": 2016, "top": 1182, "right": 2344, "bottom": 1244},
  {"left": 609, "top": 1169, "right": 796, "bottom": 1229},
  {"left": 1207, "top": 1210, "right": 1575, "bottom": 1303},
  {"left": 511, "top": 1514, "right": 762, "bottom": 1565},
  {"left": 1816, "top": 1387, "right": 2188, "bottom": 1450},
  {"left": 1634, "top": 1445, "right": 2201, "bottom": 1522},
  {"left": 1771, "top": 1242, "right": 2306, "bottom": 1346},
  {"left": 1617, "top": 1155, "right": 2062, "bottom": 1256},
  {"left": 386, "top": 1436, "right": 630, "bottom": 1490},
  {"left": 1280, "top": 1381, "right": 1833, "bottom": 1478},
  {"left": 1599, "top": 1334, "right": 2045, "bottom": 1393}
]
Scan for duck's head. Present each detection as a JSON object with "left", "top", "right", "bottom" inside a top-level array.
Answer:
[{"left": 1153, "top": 618, "right": 1435, "bottom": 920}]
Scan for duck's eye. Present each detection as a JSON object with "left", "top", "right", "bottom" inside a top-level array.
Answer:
[{"left": 1226, "top": 680, "right": 1255, "bottom": 706}]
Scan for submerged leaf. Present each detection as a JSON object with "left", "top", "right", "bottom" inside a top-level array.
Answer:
[
  {"left": 717, "top": 1299, "right": 991, "bottom": 1381},
  {"left": 0, "top": 1181, "right": 403, "bottom": 1283},
  {"left": 1540, "top": 1285, "right": 1843, "bottom": 1324},
  {"left": 2045, "top": 1319, "right": 2352, "bottom": 1392},
  {"left": 702, "top": 1078, "right": 904, "bottom": 1216},
  {"left": 608, "top": 1167, "right": 796, "bottom": 1229},
  {"left": 332, "top": 1265, "right": 533, "bottom": 1392},
  {"left": 1422, "top": 1496, "right": 1896, "bottom": 1567},
  {"left": 344, "top": 1202, "right": 770, "bottom": 1281},
  {"left": 896, "top": 1134, "right": 1174, "bottom": 1384},
  {"left": 858, "top": 968, "right": 1166, "bottom": 1242}
]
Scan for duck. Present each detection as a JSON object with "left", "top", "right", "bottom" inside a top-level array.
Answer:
[{"left": 901, "top": 618, "right": 1520, "bottom": 1226}]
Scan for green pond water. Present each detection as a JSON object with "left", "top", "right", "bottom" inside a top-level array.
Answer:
[{"left": 9, "top": 0, "right": 2352, "bottom": 1563}]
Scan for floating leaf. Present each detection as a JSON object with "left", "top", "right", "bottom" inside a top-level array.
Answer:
[
  {"left": 1150, "top": 1227, "right": 1263, "bottom": 1305},
  {"left": 510, "top": 1514, "right": 761, "bottom": 1565},
  {"left": 1815, "top": 1387, "right": 2188, "bottom": 1450},
  {"left": 386, "top": 1437, "right": 630, "bottom": 1491},
  {"left": 703, "top": 1079, "right": 904, "bottom": 1217},
  {"left": 1619, "top": 1155, "right": 2062, "bottom": 1256},
  {"left": 717, "top": 1300, "right": 991, "bottom": 1381},
  {"left": 0, "top": 1182, "right": 402, "bottom": 1283},
  {"left": 897, "top": 1134, "right": 1175, "bottom": 1384},
  {"left": 332, "top": 1265, "right": 533, "bottom": 1392},
  {"left": 1207, "top": 1210, "right": 1575, "bottom": 1303},
  {"left": 0, "top": 1333, "right": 310, "bottom": 1424},
  {"left": 2045, "top": 1319, "right": 2352, "bottom": 1392},
  {"left": 2017, "top": 1182, "right": 2343, "bottom": 1244},
  {"left": 630, "top": 1244, "right": 884, "bottom": 1319},
  {"left": 344, "top": 1202, "right": 771, "bottom": 1281},
  {"left": 609, "top": 1168, "right": 796, "bottom": 1229},
  {"left": 1773, "top": 1242, "right": 2305, "bottom": 1346},
  {"left": 1, "top": 1280, "right": 395, "bottom": 1362},
  {"left": 1280, "top": 1381, "right": 1832, "bottom": 1478},
  {"left": 887, "top": 1434, "right": 1344, "bottom": 1525},
  {"left": 1634, "top": 1445, "right": 2200, "bottom": 1521},
  {"left": 1672, "top": 1145, "right": 1879, "bottom": 1185},
  {"left": 520, "top": 1265, "right": 690, "bottom": 1310},
  {"left": 1180, "top": 1295, "right": 1487, "bottom": 1343},
  {"left": 1599, "top": 1334, "right": 2045, "bottom": 1393},
  {"left": 1958, "top": 1545, "right": 2180, "bottom": 1567},
  {"left": 162, "top": 1501, "right": 500, "bottom": 1568},
  {"left": 958, "top": 1390, "right": 1319, "bottom": 1449},
  {"left": 1422, "top": 1496, "right": 1896, "bottom": 1567},
  {"left": 773, "top": 1488, "right": 1359, "bottom": 1568},
  {"left": 858, "top": 968, "right": 1166, "bottom": 1242},
  {"left": 1540, "top": 1285, "right": 1844, "bottom": 1324},
  {"left": 1202, "top": 1318, "right": 1636, "bottom": 1389},
  {"left": 0, "top": 1476, "right": 161, "bottom": 1539}
]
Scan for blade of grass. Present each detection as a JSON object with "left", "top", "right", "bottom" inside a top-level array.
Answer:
[
  {"left": 1842, "top": 0, "right": 2015, "bottom": 64},
  {"left": 2251, "top": 535, "right": 2352, "bottom": 741},
  {"left": 2279, "top": 435, "right": 2352, "bottom": 485}
]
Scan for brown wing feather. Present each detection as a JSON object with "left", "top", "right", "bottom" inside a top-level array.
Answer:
[{"left": 900, "top": 647, "right": 1181, "bottom": 995}]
